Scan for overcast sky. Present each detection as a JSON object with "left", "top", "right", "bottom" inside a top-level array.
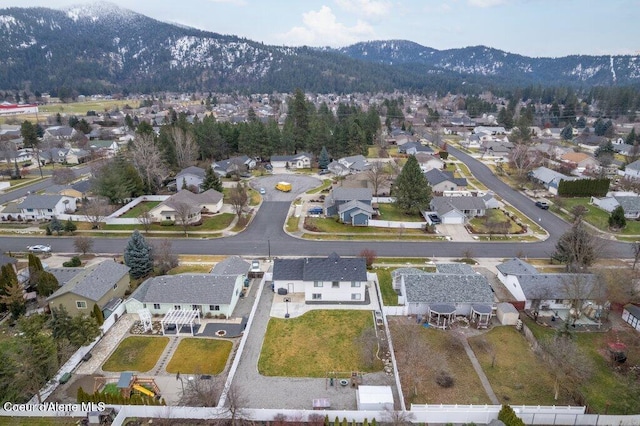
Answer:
[{"left": 2, "top": 0, "right": 639, "bottom": 58}]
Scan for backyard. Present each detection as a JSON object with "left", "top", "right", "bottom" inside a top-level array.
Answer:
[
  {"left": 165, "top": 338, "right": 233, "bottom": 375},
  {"left": 258, "top": 310, "right": 382, "bottom": 377},
  {"left": 376, "top": 203, "right": 425, "bottom": 222},
  {"left": 102, "top": 336, "right": 169, "bottom": 372},
  {"left": 119, "top": 201, "right": 161, "bottom": 218}
]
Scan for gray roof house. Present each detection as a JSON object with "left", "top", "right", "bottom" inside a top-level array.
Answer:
[
  {"left": 328, "top": 155, "right": 371, "bottom": 176},
  {"left": 398, "top": 142, "right": 434, "bottom": 155},
  {"left": 272, "top": 253, "right": 368, "bottom": 303},
  {"left": 46, "top": 260, "right": 130, "bottom": 317},
  {"left": 591, "top": 195, "right": 640, "bottom": 219},
  {"left": 17, "top": 194, "right": 77, "bottom": 220},
  {"left": 424, "top": 169, "right": 468, "bottom": 193},
  {"left": 148, "top": 189, "right": 223, "bottom": 224},
  {"left": 324, "top": 187, "right": 373, "bottom": 217},
  {"left": 529, "top": 166, "right": 575, "bottom": 194},
  {"left": 337, "top": 200, "right": 375, "bottom": 226},
  {"left": 175, "top": 166, "right": 206, "bottom": 191},
  {"left": 212, "top": 156, "right": 256, "bottom": 177},
  {"left": 270, "top": 152, "right": 313, "bottom": 170},
  {"left": 624, "top": 160, "right": 640, "bottom": 180},
  {"left": 429, "top": 196, "right": 489, "bottom": 224},
  {"left": 210, "top": 256, "right": 251, "bottom": 278}
]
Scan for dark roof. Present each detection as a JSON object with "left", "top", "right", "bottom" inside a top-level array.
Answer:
[
  {"left": 18, "top": 194, "right": 65, "bottom": 209},
  {"left": 435, "top": 263, "right": 474, "bottom": 275},
  {"left": 48, "top": 267, "right": 85, "bottom": 287},
  {"left": 271, "top": 152, "right": 313, "bottom": 162},
  {"left": 47, "top": 260, "right": 130, "bottom": 302},
  {"left": 211, "top": 256, "right": 250, "bottom": 276},
  {"left": 273, "top": 253, "right": 367, "bottom": 282},
  {"left": 496, "top": 258, "right": 538, "bottom": 276},
  {"left": 624, "top": 304, "right": 640, "bottom": 319},
  {"left": 517, "top": 273, "right": 603, "bottom": 300},
  {"left": 331, "top": 187, "right": 373, "bottom": 202},
  {"left": 176, "top": 166, "right": 205, "bottom": 179},
  {"left": 130, "top": 274, "right": 238, "bottom": 305},
  {"left": 0, "top": 254, "right": 17, "bottom": 267},
  {"left": 430, "top": 196, "right": 487, "bottom": 215},
  {"left": 402, "top": 273, "right": 494, "bottom": 305},
  {"left": 424, "top": 169, "right": 467, "bottom": 187},
  {"left": 71, "top": 179, "right": 92, "bottom": 194}
]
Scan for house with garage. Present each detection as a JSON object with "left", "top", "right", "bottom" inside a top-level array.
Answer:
[
  {"left": 212, "top": 156, "right": 256, "bottom": 177},
  {"left": 148, "top": 189, "right": 223, "bottom": 224},
  {"left": 428, "top": 196, "right": 489, "bottom": 224},
  {"left": 415, "top": 153, "right": 445, "bottom": 173},
  {"left": 398, "top": 141, "right": 434, "bottom": 155},
  {"left": 43, "top": 184, "right": 84, "bottom": 201},
  {"left": 591, "top": 194, "right": 640, "bottom": 219},
  {"left": 16, "top": 194, "right": 77, "bottom": 220},
  {"left": 46, "top": 260, "right": 130, "bottom": 317},
  {"left": 175, "top": 166, "right": 206, "bottom": 191},
  {"left": 324, "top": 187, "right": 373, "bottom": 217},
  {"left": 337, "top": 200, "right": 375, "bottom": 226},
  {"left": 272, "top": 253, "right": 368, "bottom": 303},
  {"left": 328, "top": 155, "right": 371, "bottom": 176},
  {"left": 391, "top": 264, "right": 494, "bottom": 328},
  {"left": 560, "top": 151, "right": 599, "bottom": 175},
  {"left": 270, "top": 152, "right": 313, "bottom": 170},
  {"left": 210, "top": 256, "right": 251, "bottom": 283},
  {"left": 424, "top": 169, "right": 467, "bottom": 194},
  {"left": 528, "top": 166, "right": 575, "bottom": 195},
  {"left": 496, "top": 258, "right": 606, "bottom": 320}
]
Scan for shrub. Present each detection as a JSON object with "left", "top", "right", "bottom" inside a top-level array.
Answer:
[
  {"left": 498, "top": 405, "right": 525, "bottom": 426},
  {"left": 160, "top": 220, "right": 174, "bottom": 226},
  {"left": 63, "top": 256, "right": 82, "bottom": 267},
  {"left": 435, "top": 371, "right": 454, "bottom": 388}
]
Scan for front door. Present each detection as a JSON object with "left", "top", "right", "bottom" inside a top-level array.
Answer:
[{"left": 288, "top": 283, "right": 294, "bottom": 293}]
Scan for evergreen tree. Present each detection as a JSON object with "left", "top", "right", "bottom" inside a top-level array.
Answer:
[
  {"left": 64, "top": 219, "right": 77, "bottom": 234},
  {"left": 50, "top": 306, "right": 73, "bottom": 340},
  {"left": 68, "top": 315, "right": 101, "bottom": 347},
  {"left": 28, "top": 253, "right": 44, "bottom": 286},
  {"left": 0, "top": 265, "right": 24, "bottom": 320},
  {"left": 35, "top": 271, "right": 59, "bottom": 297},
  {"left": 318, "top": 146, "right": 330, "bottom": 170},
  {"left": 201, "top": 166, "right": 223, "bottom": 192},
  {"left": 560, "top": 125, "right": 574, "bottom": 141},
  {"left": 92, "top": 303, "right": 105, "bottom": 326},
  {"left": 625, "top": 128, "right": 638, "bottom": 145},
  {"left": 393, "top": 155, "right": 432, "bottom": 215},
  {"left": 49, "top": 216, "right": 63, "bottom": 235},
  {"left": 21, "top": 120, "right": 43, "bottom": 178},
  {"left": 609, "top": 205, "right": 626, "bottom": 230},
  {"left": 124, "top": 230, "right": 154, "bottom": 279}
]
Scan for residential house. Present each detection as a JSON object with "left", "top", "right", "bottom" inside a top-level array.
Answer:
[
  {"left": 428, "top": 196, "right": 489, "bottom": 224},
  {"left": 560, "top": 151, "right": 599, "bottom": 175},
  {"left": 125, "top": 273, "right": 243, "bottom": 318},
  {"left": 415, "top": 153, "right": 445, "bottom": 173},
  {"left": 496, "top": 258, "right": 605, "bottom": 319},
  {"left": 212, "top": 156, "right": 255, "bottom": 177},
  {"left": 88, "top": 140, "right": 120, "bottom": 157},
  {"left": 46, "top": 260, "right": 130, "bottom": 317},
  {"left": 624, "top": 160, "right": 640, "bottom": 180},
  {"left": 270, "top": 152, "right": 313, "bottom": 170},
  {"left": 43, "top": 184, "right": 84, "bottom": 201},
  {"left": 473, "top": 126, "right": 506, "bottom": 135},
  {"left": 175, "top": 166, "right": 206, "bottom": 191},
  {"left": 328, "top": 155, "right": 370, "bottom": 176},
  {"left": 71, "top": 179, "right": 92, "bottom": 198},
  {"left": 324, "top": 187, "right": 373, "bottom": 217},
  {"left": 424, "top": 169, "right": 467, "bottom": 193},
  {"left": 590, "top": 194, "right": 640, "bottom": 219},
  {"left": 43, "top": 125, "right": 76, "bottom": 143},
  {"left": 392, "top": 264, "right": 494, "bottom": 326},
  {"left": 0, "top": 148, "right": 33, "bottom": 164},
  {"left": 481, "top": 140, "right": 513, "bottom": 157},
  {"left": 210, "top": 256, "right": 251, "bottom": 282},
  {"left": 40, "top": 148, "right": 89, "bottom": 165},
  {"left": 17, "top": 194, "right": 76, "bottom": 220},
  {"left": 272, "top": 253, "right": 368, "bottom": 303},
  {"left": 528, "top": 166, "right": 575, "bottom": 194},
  {"left": 337, "top": 200, "right": 375, "bottom": 226},
  {"left": 398, "top": 142, "right": 434, "bottom": 155},
  {"left": 148, "top": 189, "right": 223, "bottom": 224}
]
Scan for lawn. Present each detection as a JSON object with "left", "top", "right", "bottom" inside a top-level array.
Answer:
[
  {"left": 166, "top": 338, "right": 233, "bottom": 375},
  {"left": 167, "top": 264, "right": 213, "bottom": 274},
  {"left": 468, "top": 209, "right": 523, "bottom": 234},
  {"left": 557, "top": 197, "right": 640, "bottom": 235},
  {"left": 374, "top": 268, "right": 397, "bottom": 306},
  {"left": 469, "top": 326, "right": 567, "bottom": 406},
  {"left": 119, "top": 201, "right": 161, "bottom": 218},
  {"left": 81, "top": 213, "right": 235, "bottom": 233},
  {"left": 388, "top": 318, "right": 491, "bottom": 405},
  {"left": 39, "top": 99, "right": 134, "bottom": 114},
  {"left": 376, "top": 203, "right": 425, "bottom": 222},
  {"left": 306, "top": 179, "right": 332, "bottom": 194},
  {"left": 102, "top": 336, "right": 169, "bottom": 372},
  {"left": 301, "top": 233, "right": 443, "bottom": 241},
  {"left": 285, "top": 215, "right": 300, "bottom": 232},
  {"left": 258, "top": 310, "right": 381, "bottom": 377}
]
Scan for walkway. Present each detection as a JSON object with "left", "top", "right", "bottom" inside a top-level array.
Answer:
[{"left": 454, "top": 330, "right": 500, "bottom": 404}]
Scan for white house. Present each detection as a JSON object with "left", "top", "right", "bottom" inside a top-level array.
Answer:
[
  {"left": 175, "top": 166, "right": 206, "bottom": 191},
  {"left": 270, "top": 152, "right": 313, "bottom": 170},
  {"left": 272, "top": 253, "right": 368, "bottom": 303},
  {"left": 624, "top": 160, "right": 640, "bottom": 180},
  {"left": 590, "top": 194, "right": 640, "bottom": 219},
  {"left": 148, "top": 189, "right": 223, "bottom": 224},
  {"left": 17, "top": 194, "right": 76, "bottom": 220}
]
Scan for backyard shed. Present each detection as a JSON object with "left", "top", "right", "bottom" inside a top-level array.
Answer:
[
  {"left": 356, "top": 386, "right": 394, "bottom": 411},
  {"left": 496, "top": 302, "right": 519, "bottom": 325},
  {"left": 622, "top": 304, "right": 640, "bottom": 331}
]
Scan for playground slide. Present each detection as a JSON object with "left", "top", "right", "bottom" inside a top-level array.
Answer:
[{"left": 132, "top": 384, "right": 155, "bottom": 398}]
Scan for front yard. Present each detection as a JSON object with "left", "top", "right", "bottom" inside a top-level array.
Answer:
[
  {"left": 304, "top": 217, "right": 425, "bottom": 235},
  {"left": 554, "top": 197, "right": 640, "bottom": 235},
  {"left": 468, "top": 209, "right": 524, "bottom": 234},
  {"left": 165, "top": 338, "right": 232, "bottom": 375},
  {"left": 102, "top": 336, "right": 169, "bottom": 372},
  {"left": 258, "top": 310, "right": 382, "bottom": 377}
]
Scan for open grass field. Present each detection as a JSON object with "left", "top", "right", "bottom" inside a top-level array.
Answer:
[
  {"left": 388, "top": 318, "right": 491, "bottom": 405},
  {"left": 166, "top": 338, "right": 233, "bottom": 375},
  {"left": 376, "top": 203, "right": 425, "bottom": 222},
  {"left": 102, "top": 336, "right": 169, "bottom": 372},
  {"left": 38, "top": 99, "right": 134, "bottom": 114},
  {"left": 258, "top": 310, "right": 381, "bottom": 377},
  {"left": 119, "top": 202, "right": 161, "bottom": 218},
  {"left": 468, "top": 209, "right": 523, "bottom": 234},
  {"left": 469, "top": 326, "right": 567, "bottom": 406}
]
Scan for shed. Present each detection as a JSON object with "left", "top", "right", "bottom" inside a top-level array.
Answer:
[
  {"left": 622, "top": 304, "right": 640, "bottom": 331},
  {"left": 356, "top": 385, "right": 394, "bottom": 411},
  {"left": 496, "top": 302, "right": 519, "bottom": 325}
]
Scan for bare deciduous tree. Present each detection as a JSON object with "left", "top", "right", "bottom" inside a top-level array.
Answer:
[
  {"left": 130, "top": 133, "right": 167, "bottom": 193},
  {"left": 229, "top": 182, "right": 248, "bottom": 218},
  {"left": 73, "top": 236, "right": 94, "bottom": 255},
  {"left": 178, "top": 374, "right": 221, "bottom": 407},
  {"left": 171, "top": 127, "right": 198, "bottom": 169},
  {"left": 539, "top": 336, "right": 593, "bottom": 401},
  {"left": 632, "top": 241, "right": 640, "bottom": 270},
  {"left": 508, "top": 144, "right": 541, "bottom": 180},
  {"left": 51, "top": 167, "right": 75, "bottom": 184},
  {"left": 137, "top": 204, "right": 153, "bottom": 233},
  {"left": 81, "top": 197, "right": 110, "bottom": 229},
  {"left": 173, "top": 201, "right": 195, "bottom": 235},
  {"left": 153, "top": 239, "right": 179, "bottom": 275},
  {"left": 366, "top": 161, "right": 388, "bottom": 196},
  {"left": 220, "top": 382, "right": 248, "bottom": 426}
]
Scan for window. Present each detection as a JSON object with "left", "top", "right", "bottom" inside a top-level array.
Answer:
[
  {"left": 332, "top": 281, "right": 339, "bottom": 288},
  {"left": 47, "top": 209, "right": 53, "bottom": 212},
  {"left": 351, "top": 281, "right": 360, "bottom": 287},
  {"left": 312, "top": 294, "right": 322, "bottom": 300},
  {"left": 314, "top": 281, "right": 323, "bottom": 287},
  {"left": 143, "top": 304, "right": 146, "bottom": 308},
  {"left": 76, "top": 301, "right": 87, "bottom": 309},
  {"left": 27, "top": 208, "right": 33, "bottom": 212},
  {"left": 174, "top": 305, "right": 181, "bottom": 310},
  {"left": 192, "top": 305, "right": 199, "bottom": 311},
  {"left": 351, "top": 293, "right": 362, "bottom": 301},
  {"left": 165, "top": 216, "right": 171, "bottom": 220},
  {"left": 209, "top": 305, "right": 220, "bottom": 311},
  {"left": 153, "top": 304, "right": 160, "bottom": 310}
]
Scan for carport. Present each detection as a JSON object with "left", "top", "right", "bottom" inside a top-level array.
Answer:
[{"left": 161, "top": 309, "right": 200, "bottom": 336}]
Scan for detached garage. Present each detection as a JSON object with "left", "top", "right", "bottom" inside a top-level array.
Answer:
[
  {"left": 622, "top": 304, "right": 640, "bottom": 331},
  {"left": 356, "top": 386, "right": 394, "bottom": 411}
]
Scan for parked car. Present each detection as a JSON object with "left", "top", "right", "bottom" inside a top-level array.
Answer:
[
  {"left": 259, "top": 187, "right": 266, "bottom": 195},
  {"left": 428, "top": 214, "right": 442, "bottom": 225},
  {"left": 318, "top": 169, "right": 331, "bottom": 175},
  {"left": 535, "top": 200, "right": 549, "bottom": 209},
  {"left": 250, "top": 259, "right": 260, "bottom": 272},
  {"left": 308, "top": 207, "right": 323, "bottom": 215},
  {"left": 27, "top": 244, "right": 51, "bottom": 253}
]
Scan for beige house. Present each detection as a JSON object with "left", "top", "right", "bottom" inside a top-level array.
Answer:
[
  {"left": 148, "top": 189, "right": 223, "bottom": 224},
  {"left": 46, "top": 260, "right": 130, "bottom": 317}
]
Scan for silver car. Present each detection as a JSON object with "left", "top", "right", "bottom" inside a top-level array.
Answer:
[{"left": 27, "top": 244, "right": 51, "bottom": 253}]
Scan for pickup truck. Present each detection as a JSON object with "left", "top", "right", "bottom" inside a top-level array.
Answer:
[{"left": 535, "top": 200, "right": 549, "bottom": 209}]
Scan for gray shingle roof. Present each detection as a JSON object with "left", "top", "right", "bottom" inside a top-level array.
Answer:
[
  {"left": 71, "top": 179, "right": 92, "bottom": 194},
  {"left": 435, "top": 263, "right": 474, "bottom": 275},
  {"left": 43, "top": 184, "right": 73, "bottom": 195},
  {"left": 403, "top": 273, "right": 494, "bottom": 305},
  {"left": 47, "top": 260, "right": 130, "bottom": 302},
  {"left": 430, "top": 196, "right": 487, "bottom": 215},
  {"left": 615, "top": 196, "right": 640, "bottom": 213},
  {"left": 424, "top": 169, "right": 467, "bottom": 187},
  {"left": 391, "top": 267, "right": 427, "bottom": 279},
  {"left": 626, "top": 160, "right": 640, "bottom": 171},
  {"left": 0, "top": 254, "right": 17, "bottom": 267},
  {"left": 18, "top": 194, "right": 64, "bottom": 209},
  {"left": 624, "top": 304, "right": 640, "bottom": 319},
  {"left": 130, "top": 274, "right": 237, "bottom": 305},
  {"left": 273, "top": 253, "right": 367, "bottom": 282},
  {"left": 331, "top": 187, "right": 373, "bottom": 202},
  {"left": 176, "top": 166, "right": 205, "bottom": 179},
  {"left": 517, "top": 273, "right": 603, "bottom": 300},
  {"left": 159, "top": 189, "right": 222, "bottom": 212},
  {"left": 338, "top": 200, "right": 374, "bottom": 215},
  {"left": 48, "top": 267, "right": 85, "bottom": 287},
  {"left": 496, "top": 258, "right": 538, "bottom": 276},
  {"left": 211, "top": 256, "right": 250, "bottom": 276}
]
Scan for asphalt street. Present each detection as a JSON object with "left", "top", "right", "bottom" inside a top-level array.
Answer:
[{"left": 0, "top": 154, "right": 630, "bottom": 259}]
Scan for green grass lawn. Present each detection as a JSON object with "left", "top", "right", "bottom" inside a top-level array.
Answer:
[
  {"left": 84, "top": 212, "right": 235, "bottom": 233},
  {"left": 306, "top": 179, "right": 332, "bottom": 194},
  {"left": 557, "top": 197, "right": 640, "bottom": 235},
  {"left": 468, "top": 209, "right": 523, "bottom": 234},
  {"left": 102, "top": 383, "right": 119, "bottom": 396},
  {"left": 285, "top": 215, "right": 300, "bottom": 232},
  {"left": 102, "top": 336, "right": 169, "bottom": 372},
  {"left": 305, "top": 217, "right": 425, "bottom": 234},
  {"left": 374, "top": 268, "right": 397, "bottom": 306},
  {"left": 119, "top": 201, "right": 161, "bottom": 218},
  {"left": 39, "top": 99, "right": 134, "bottom": 114},
  {"left": 258, "top": 310, "right": 381, "bottom": 377},
  {"left": 166, "top": 338, "right": 232, "bottom": 375},
  {"left": 376, "top": 203, "right": 425, "bottom": 222},
  {"left": 302, "top": 233, "right": 443, "bottom": 241}
]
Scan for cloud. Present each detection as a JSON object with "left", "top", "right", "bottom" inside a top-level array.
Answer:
[
  {"left": 467, "top": 0, "right": 508, "bottom": 7},
  {"left": 334, "top": 0, "right": 392, "bottom": 18},
  {"left": 277, "top": 6, "right": 375, "bottom": 47}
]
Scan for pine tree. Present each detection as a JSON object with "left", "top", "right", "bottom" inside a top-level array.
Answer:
[
  {"left": 318, "top": 146, "right": 330, "bottom": 170},
  {"left": 49, "top": 216, "right": 63, "bottom": 235},
  {"left": 35, "top": 271, "right": 59, "bottom": 297},
  {"left": 28, "top": 253, "right": 44, "bottom": 286},
  {"left": 124, "top": 230, "right": 154, "bottom": 279},
  {"left": 92, "top": 303, "right": 105, "bottom": 326},
  {"left": 0, "top": 265, "right": 25, "bottom": 319},
  {"left": 560, "top": 125, "right": 573, "bottom": 141},
  {"left": 64, "top": 219, "right": 77, "bottom": 234},
  {"left": 609, "top": 205, "right": 626, "bottom": 230},
  {"left": 393, "top": 155, "right": 432, "bottom": 215},
  {"left": 202, "top": 166, "right": 223, "bottom": 192}
]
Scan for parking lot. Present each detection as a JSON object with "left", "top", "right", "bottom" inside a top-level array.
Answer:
[{"left": 250, "top": 174, "right": 322, "bottom": 201}]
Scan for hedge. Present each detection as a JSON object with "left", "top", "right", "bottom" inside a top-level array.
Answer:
[{"left": 558, "top": 177, "right": 609, "bottom": 197}]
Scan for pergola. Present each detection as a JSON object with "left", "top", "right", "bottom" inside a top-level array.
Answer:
[
  {"left": 471, "top": 304, "right": 493, "bottom": 329},
  {"left": 161, "top": 309, "right": 201, "bottom": 336},
  {"left": 428, "top": 304, "right": 456, "bottom": 329}
]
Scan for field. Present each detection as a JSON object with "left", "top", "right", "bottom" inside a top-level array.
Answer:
[
  {"left": 258, "top": 310, "right": 381, "bottom": 377},
  {"left": 102, "top": 336, "right": 169, "bottom": 372},
  {"left": 165, "top": 338, "right": 233, "bottom": 375}
]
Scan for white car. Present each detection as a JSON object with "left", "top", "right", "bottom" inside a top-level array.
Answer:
[
  {"left": 27, "top": 244, "right": 51, "bottom": 253},
  {"left": 259, "top": 187, "right": 266, "bottom": 195},
  {"left": 250, "top": 260, "right": 260, "bottom": 272}
]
